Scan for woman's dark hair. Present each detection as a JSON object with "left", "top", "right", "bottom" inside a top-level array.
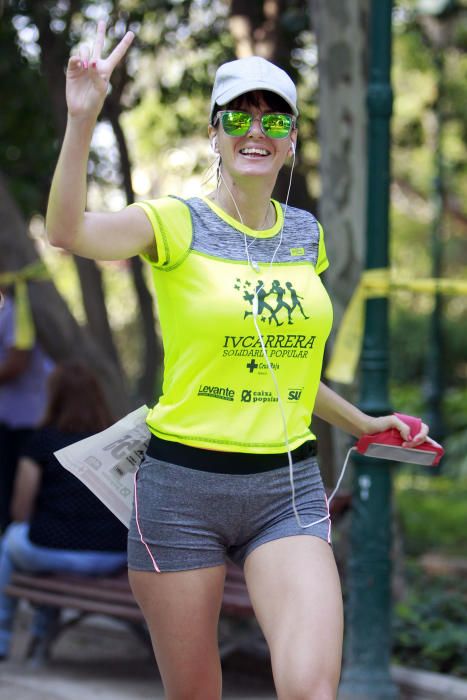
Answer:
[
  {"left": 212, "top": 90, "right": 293, "bottom": 125},
  {"left": 41, "top": 361, "right": 113, "bottom": 432}
]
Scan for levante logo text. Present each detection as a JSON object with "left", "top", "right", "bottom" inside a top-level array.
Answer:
[{"left": 198, "top": 384, "right": 235, "bottom": 401}]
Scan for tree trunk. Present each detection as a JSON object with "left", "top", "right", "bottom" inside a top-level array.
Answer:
[
  {"left": 73, "top": 255, "right": 122, "bottom": 369},
  {"left": 104, "top": 102, "right": 163, "bottom": 405},
  {"left": 0, "top": 171, "right": 129, "bottom": 417},
  {"left": 31, "top": 3, "right": 122, "bottom": 372},
  {"left": 229, "top": 0, "right": 279, "bottom": 59},
  {"left": 229, "top": 0, "right": 297, "bottom": 63},
  {"left": 309, "top": 0, "right": 369, "bottom": 474}
]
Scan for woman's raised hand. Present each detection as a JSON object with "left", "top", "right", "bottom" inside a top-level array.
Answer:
[{"left": 66, "top": 20, "right": 134, "bottom": 122}]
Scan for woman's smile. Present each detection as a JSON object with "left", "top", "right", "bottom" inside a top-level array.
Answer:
[{"left": 238, "top": 145, "right": 272, "bottom": 158}]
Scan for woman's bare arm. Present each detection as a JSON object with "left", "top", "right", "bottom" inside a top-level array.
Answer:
[
  {"left": 46, "top": 21, "right": 155, "bottom": 260},
  {"left": 314, "top": 381, "right": 428, "bottom": 446},
  {"left": 10, "top": 458, "right": 42, "bottom": 522}
]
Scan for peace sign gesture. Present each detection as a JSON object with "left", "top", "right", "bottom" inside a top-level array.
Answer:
[{"left": 66, "top": 20, "right": 134, "bottom": 122}]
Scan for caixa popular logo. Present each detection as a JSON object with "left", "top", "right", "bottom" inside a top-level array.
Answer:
[
  {"left": 241, "top": 389, "right": 278, "bottom": 404},
  {"left": 288, "top": 389, "right": 302, "bottom": 401}
]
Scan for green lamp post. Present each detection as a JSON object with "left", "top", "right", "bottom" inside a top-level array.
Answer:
[{"left": 339, "top": 1, "right": 399, "bottom": 698}]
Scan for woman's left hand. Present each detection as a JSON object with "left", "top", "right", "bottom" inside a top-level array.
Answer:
[{"left": 363, "top": 414, "right": 429, "bottom": 448}]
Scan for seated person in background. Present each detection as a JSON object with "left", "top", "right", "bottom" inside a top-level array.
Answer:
[
  {"left": 0, "top": 361, "right": 128, "bottom": 661},
  {"left": 0, "top": 286, "right": 53, "bottom": 532}
]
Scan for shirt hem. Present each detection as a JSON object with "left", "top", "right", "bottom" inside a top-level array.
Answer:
[{"left": 146, "top": 426, "right": 316, "bottom": 454}]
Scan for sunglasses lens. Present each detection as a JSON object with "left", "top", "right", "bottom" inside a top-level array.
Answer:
[
  {"left": 221, "top": 111, "right": 252, "bottom": 136},
  {"left": 262, "top": 113, "right": 293, "bottom": 139},
  {"left": 219, "top": 111, "right": 294, "bottom": 138}
]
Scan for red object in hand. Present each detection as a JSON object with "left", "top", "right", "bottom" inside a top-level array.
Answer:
[{"left": 355, "top": 412, "right": 444, "bottom": 466}]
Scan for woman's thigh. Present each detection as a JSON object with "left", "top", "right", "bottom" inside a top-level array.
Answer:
[
  {"left": 129, "top": 565, "right": 226, "bottom": 700},
  {"left": 244, "top": 535, "right": 343, "bottom": 700}
]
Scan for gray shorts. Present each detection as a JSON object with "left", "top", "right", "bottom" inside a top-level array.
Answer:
[{"left": 127, "top": 455, "right": 331, "bottom": 572}]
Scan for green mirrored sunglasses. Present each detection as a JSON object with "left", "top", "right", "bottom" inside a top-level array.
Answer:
[{"left": 214, "top": 110, "right": 296, "bottom": 139}]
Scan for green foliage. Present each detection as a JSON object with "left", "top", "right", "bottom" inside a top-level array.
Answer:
[
  {"left": 393, "top": 567, "right": 467, "bottom": 678},
  {"left": 391, "top": 383, "right": 426, "bottom": 418},
  {"left": 0, "top": 8, "right": 59, "bottom": 215},
  {"left": 43, "top": 247, "right": 86, "bottom": 324},
  {"left": 444, "top": 426, "right": 467, "bottom": 478},
  {"left": 389, "top": 204, "right": 467, "bottom": 394},
  {"left": 392, "top": 2, "right": 467, "bottom": 253},
  {"left": 390, "top": 309, "right": 430, "bottom": 383},
  {"left": 389, "top": 5, "right": 467, "bottom": 398},
  {"left": 390, "top": 301, "right": 467, "bottom": 387},
  {"left": 395, "top": 473, "right": 467, "bottom": 556},
  {"left": 101, "top": 259, "right": 147, "bottom": 390},
  {"left": 391, "top": 383, "right": 467, "bottom": 480}
]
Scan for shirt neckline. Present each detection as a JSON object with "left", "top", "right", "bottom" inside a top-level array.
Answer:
[{"left": 199, "top": 196, "right": 283, "bottom": 239}]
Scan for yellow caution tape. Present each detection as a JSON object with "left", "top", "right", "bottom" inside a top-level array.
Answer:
[
  {"left": 0, "top": 261, "right": 50, "bottom": 350},
  {"left": 325, "top": 268, "right": 467, "bottom": 385}
]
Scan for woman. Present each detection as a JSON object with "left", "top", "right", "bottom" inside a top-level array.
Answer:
[
  {"left": 46, "top": 22, "right": 429, "bottom": 700},
  {"left": 0, "top": 361, "right": 128, "bottom": 660},
  {"left": 0, "top": 286, "right": 53, "bottom": 533}
]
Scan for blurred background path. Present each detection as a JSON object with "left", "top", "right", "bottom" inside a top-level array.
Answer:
[{"left": 0, "top": 606, "right": 276, "bottom": 700}]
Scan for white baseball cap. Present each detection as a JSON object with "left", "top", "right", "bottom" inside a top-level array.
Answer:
[{"left": 210, "top": 56, "right": 298, "bottom": 124}]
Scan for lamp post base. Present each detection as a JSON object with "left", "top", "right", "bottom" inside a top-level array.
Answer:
[{"left": 339, "top": 668, "right": 400, "bottom": 700}]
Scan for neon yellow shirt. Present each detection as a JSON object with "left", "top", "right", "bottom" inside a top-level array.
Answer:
[{"left": 133, "top": 196, "right": 333, "bottom": 453}]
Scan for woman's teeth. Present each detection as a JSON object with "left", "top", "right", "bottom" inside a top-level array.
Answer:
[{"left": 239, "top": 147, "right": 270, "bottom": 157}]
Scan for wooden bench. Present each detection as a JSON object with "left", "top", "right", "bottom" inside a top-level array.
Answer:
[
  {"left": 4, "top": 561, "right": 264, "bottom": 663},
  {"left": 5, "top": 493, "right": 351, "bottom": 664}
]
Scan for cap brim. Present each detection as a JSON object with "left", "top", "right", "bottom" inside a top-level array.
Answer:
[{"left": 211, "top": 80, "right": 298, "bottom": 121}]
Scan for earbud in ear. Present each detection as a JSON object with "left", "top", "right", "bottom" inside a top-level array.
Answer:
[
  {"left": 290, "top": 141, "right": 296, "bottom": 155},
  {"left": 211, "top": 138, "right": 219, "bottom": 154}
]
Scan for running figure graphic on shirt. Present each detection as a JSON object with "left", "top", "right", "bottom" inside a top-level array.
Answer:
[
  {"left": 236, "top": 278, "right": 309, "bottom": 325},
  {"left": 285, "top": 282, "right": 309, "bottom": 320},
  {"left": 243, "top": 281, "right": 283, "bottom": 326},
  {"left": 270, "top": 280, "right": 293, "bottom": 324}
]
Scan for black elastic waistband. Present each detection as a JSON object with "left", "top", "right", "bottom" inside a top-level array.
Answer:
[{"left": 146, "top": 434, "right": 317, "bottom": 474}]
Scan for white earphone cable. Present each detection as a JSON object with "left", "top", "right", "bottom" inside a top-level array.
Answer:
[{"left": 218, "top": 147, "right": 346, "bottom": 528}]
